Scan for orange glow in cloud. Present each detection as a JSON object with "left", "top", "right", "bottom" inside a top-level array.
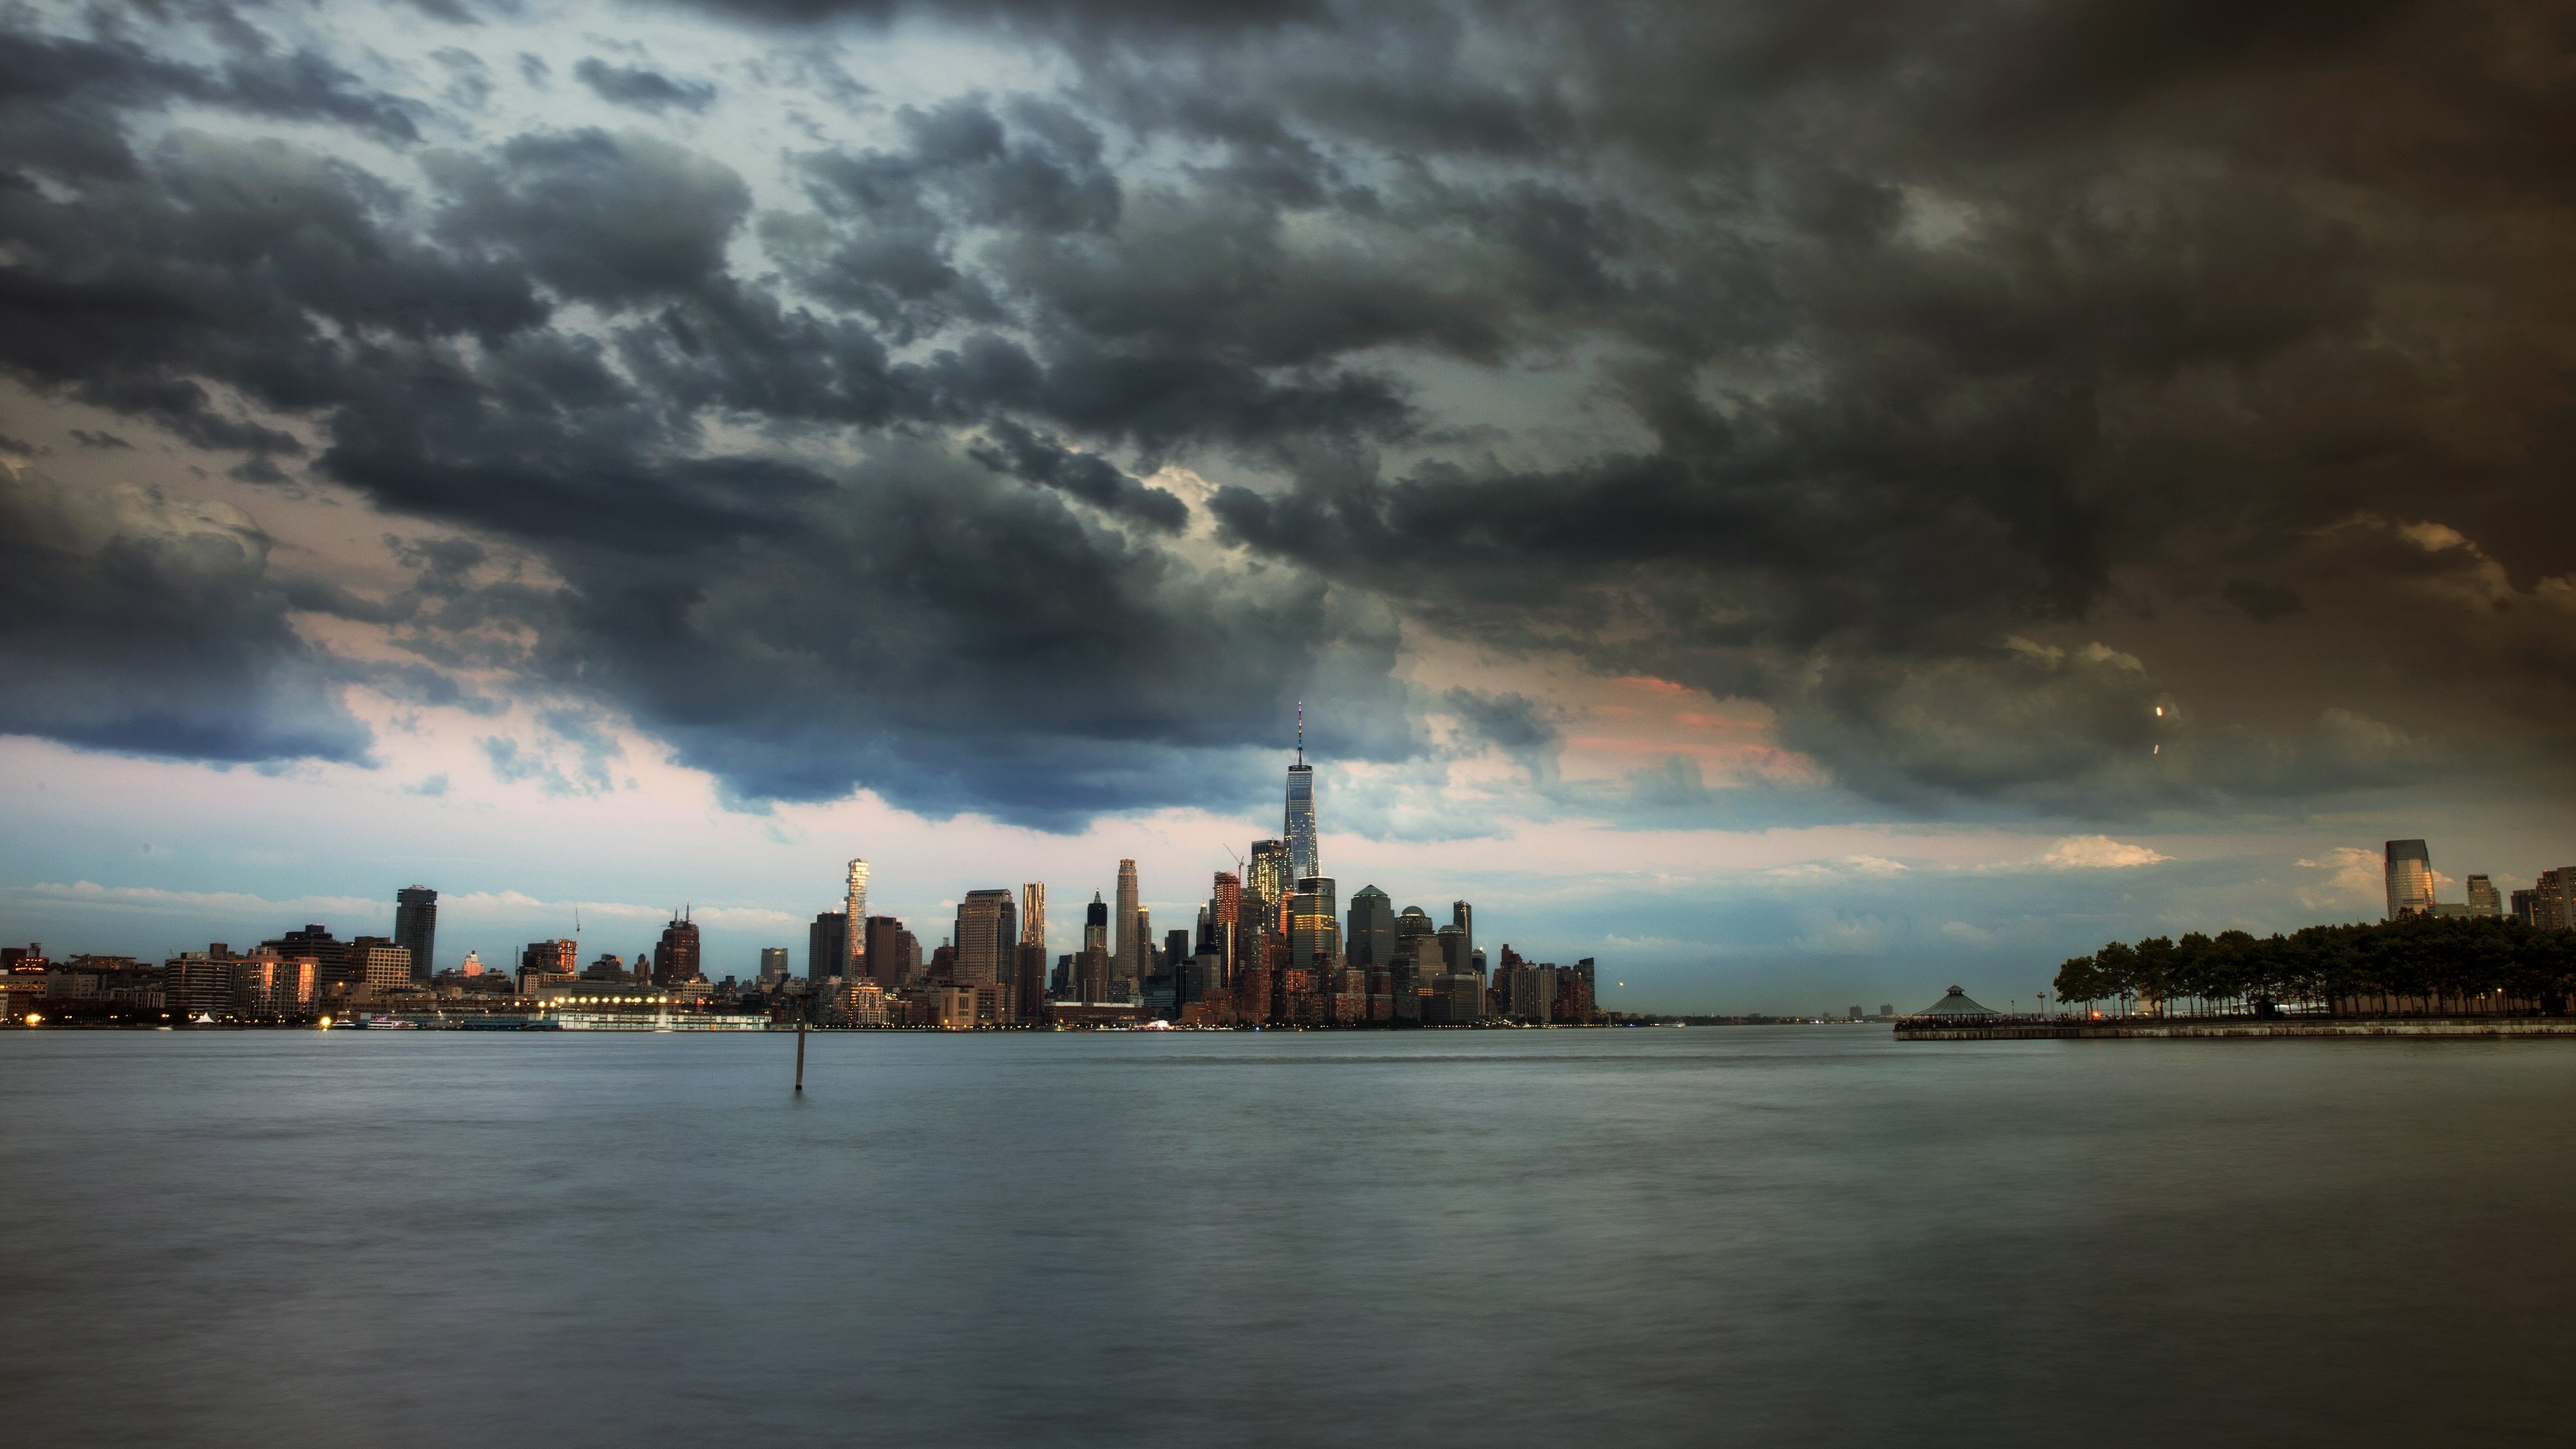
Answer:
[{"left": 1617, "top": 676, "right": 1693, "bottom": 694}]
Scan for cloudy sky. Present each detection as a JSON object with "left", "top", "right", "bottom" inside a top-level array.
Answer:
[{"left": 2, "top": 0, "right": 2570, "bottom": 1011}]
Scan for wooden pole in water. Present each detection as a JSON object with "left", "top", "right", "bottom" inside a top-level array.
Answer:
[{"left": 794, "top": 997, "right": 807, "bottom": 1093}]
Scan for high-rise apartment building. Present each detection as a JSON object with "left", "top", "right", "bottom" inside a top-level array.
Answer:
[
  {"left": 1021, "top": 883, "right": 1046, "bottom": 949},
  {"left": 2465, "top": 875, "right": 2502, "bottom": 918},
  {"left": 343, "top": 937, "right": 412, "bottom": 989},
  {"left": 1115, "top": 859, "right": 1140, "bottom": 982},
  {"left": 1346, "top": 885, "right": 1394, "bottom": 969},
  {"left": 394, "top": 886, "right": 437, "bottom": 982},
  {"left": 955, "top": 889, "right": 1017, "bottom": 987},
  {"left": 844, "top": 860, "right": 869, "bottom": 975},
  {"left": 2535, "top": 868, "right": 2576, "bottom": 931},
  {"left": 262, "top": 924, "right": 350, "bottom": 987},
  {"left": 2384, "top": 840, "right": 2434, "bottom": 920},
  {"left": 653, "top": 914, "right": 702, "bottom": 986},
  {"left": 808, "top": 912, "right": 849, "bottom": 980},
  {"left": 1285, "top": 707, "right": 1320, "bottom": 884}
]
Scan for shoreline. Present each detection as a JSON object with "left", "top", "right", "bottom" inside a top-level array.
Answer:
[{"left": 1897, "top": 1016, "right": 2576, "bottom": 1040}]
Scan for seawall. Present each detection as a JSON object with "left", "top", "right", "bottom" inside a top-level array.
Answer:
[{"left": 1896, "top": 1017, "right": 2576, "bottom": 1041}]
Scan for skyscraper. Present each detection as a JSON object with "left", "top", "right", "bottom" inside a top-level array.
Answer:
[
  {"left": 1022, "top": 883, "right": 1046, "bottom": 949},
  {"left": 1247, "top": 839, "right": 1289, "bottom": 933},
  {"left": 1346, "top": 885, "right": 1394, "bottom": 969},
  {"left": 1212, "top": 870, "right": 1241, "bottom": 970},
  {"left": 955, "top": 889, "right": 1017, "bottom": 987},
  {"left": 653, "top": 914, "right": 702, "bottom": 986},
  {"left": 1291, "top": 876, "right": 1339, "bottom": 976},
  {"left": 809, "top": 912, "right": 848, "bottom": 981},
  {"left": 394, "top": 886, "right": 437, "bottom": 983},
  {"left": 1451, "top": 900, "right": 1473, "bottom": 973},
  {"left": 758, "top": 947, "right": 790, "bottom": 980},
  {"left": 2384, "top": 840, "right": 2433, "bottom": 920},
  {"left": 1115, "top": 859, "right": 1140, "bottom": 981},
  {"left": 844, "top": 860, "right": 869, "bottom": 975},
  {"left": 1284, "top": 705, "right": 1319, "bottom": 883},
  {"left": 1084, "top": 892, "right": 1110, "bottom": 954},
  {"left": 2465, "top": 875, "right": 2502, "bottom": 918},
  {"left": 863, "top": 915, "right": 910, "bottom": 987}
]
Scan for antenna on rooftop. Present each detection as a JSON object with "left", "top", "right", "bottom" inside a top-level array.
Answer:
[{"left": 1295, "top": 700, "right": 1304, "bottom": 767}]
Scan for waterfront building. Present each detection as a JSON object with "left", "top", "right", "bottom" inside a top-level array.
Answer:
[
  {"left": 1012, "top": 942, "right": 1048, "bottom": 1022},
  {"left": 241, "top": 954, "right": 317, "bottom": 1016},
  {"left": 1556, "top": 959, "right": 1598, "bottom": 1023},
  {"left": 518, "top": 938, "right": 578, "bottom": 993},
  {"left": 653, "top": 914, "right": 702, "bottom": 986},
  {"left": 2465, "top": 875, "right": 2502, "bottom": 918},
  {"left": 1347, "top": 885, "right": 1394, "bottom": 969},
  {"left": 2383, "top": 839, "right": 2434, "bottom": 920},
  {"left": 166, "top": 948, "right": 237, "bottom": 1017},
  {"left": 1909, "top": 985, "right": 2000, "bottom": 1019},
  {"left": 394, "top": 886, "right": 437, "bottom": 982},
  {"left": 1115, "top": 859, "right": 1140, "bottom": 984},
  {"left": 1423, "top": 970, "right": 1483, "bottom": 1024},
  {"left": 1285, "top": 707, "right": 1320, "bottom": 883},
  {"left": 843, "top": 861, "right": 869, "bottom": 975},
  {"left": 262, "top": 924, "right": 350, "bottom": 987},
  {"left": 954, "top": 889, "right": 1017, "bottom": 987},
  {"left": 346, "top": 936, "right": 414, "bottom": 991}
]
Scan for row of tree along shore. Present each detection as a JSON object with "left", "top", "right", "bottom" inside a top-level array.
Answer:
[{"left": 2051, "top": 916, "right": 2576, "bottom": 1018}]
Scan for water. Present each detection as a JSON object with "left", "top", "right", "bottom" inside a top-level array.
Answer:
[{"left": 6, "top": 1027, "right": 2573, "bottom": 1446}]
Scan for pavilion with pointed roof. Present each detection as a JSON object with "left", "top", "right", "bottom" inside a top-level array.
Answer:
[{"left": 1913, "top": 985, "right": 2000, "bottom": 1018}]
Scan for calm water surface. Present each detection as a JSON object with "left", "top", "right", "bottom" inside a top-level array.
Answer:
[{"left": 7, "top": 1027, "right": 2573, "bottom": 1446}]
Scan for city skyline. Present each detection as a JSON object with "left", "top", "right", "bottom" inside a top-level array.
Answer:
[
  {"left": 10, "top": 715, "right": 2565, "bottom": 1016},
  {"left": 0, "top": 1, "right": 2570, "bottom": 1013}
]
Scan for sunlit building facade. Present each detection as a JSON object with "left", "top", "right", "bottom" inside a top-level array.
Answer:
[{"left": 2383, "top": 839, "right": 2433, "bottom": 920}]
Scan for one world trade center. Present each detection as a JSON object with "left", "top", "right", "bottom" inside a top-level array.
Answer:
[{"left": 1285, "top": 703, "right": 1319, "bottom": 883}]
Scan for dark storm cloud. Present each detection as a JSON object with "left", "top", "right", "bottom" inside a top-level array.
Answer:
[
  {"left": 572, "top": 58, "right": 717, "bottom": 113},
  {"left": 970, "top": 420, "right": 1188, "bottom": 531},
  {"left": 428, "top": 129, "right": 750, "bottom": 303},
  {"left": 0, "top": 466, "right": 371, "bottom": 764},
  {"left": 5, "top": 0, "right": 2571, "bottom": 822}
]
